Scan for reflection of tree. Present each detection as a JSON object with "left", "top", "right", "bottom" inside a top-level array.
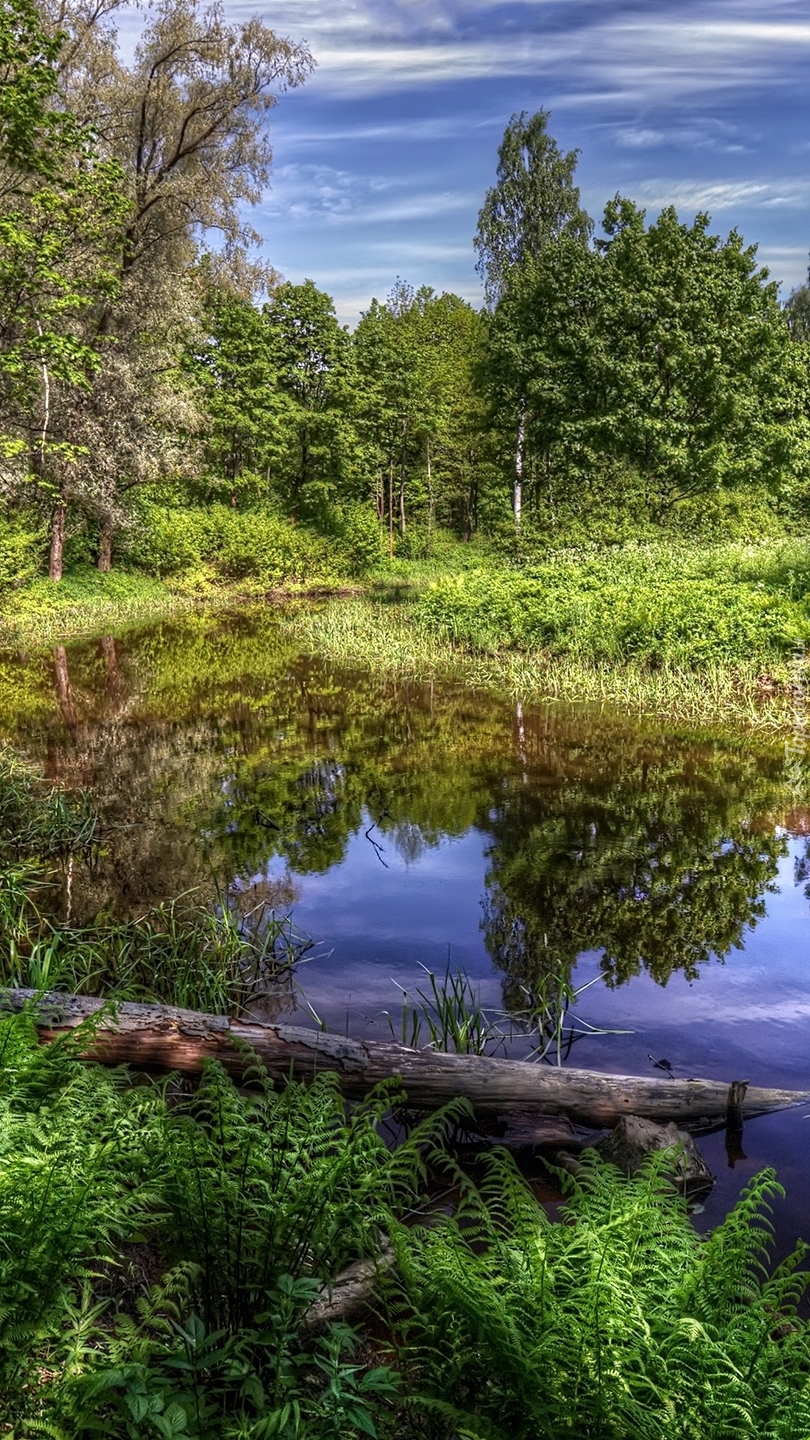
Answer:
[
  {"left": 483, "top": 744, "right": 788, "bottom": 1000},
  {"left": 0, "top": 604, "right": 799, "bottom": 1001}
]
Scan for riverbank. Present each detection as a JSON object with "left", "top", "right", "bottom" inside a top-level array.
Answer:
[
  {"left": 3, "top": 537, "right": 810, "bottom": 730},
  {"left": 288, "top": 594, "right": 798, "bottom": 732}
]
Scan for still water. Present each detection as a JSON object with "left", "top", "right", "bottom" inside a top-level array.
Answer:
[{"left": 3, "top": 603, "right": 810, "bottom": 1248}]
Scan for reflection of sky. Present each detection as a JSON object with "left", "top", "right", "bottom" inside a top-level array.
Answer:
[
  {"left": 117, "top": 1, "right": 810, "bottom": 319},
  {"left": 277, "top": 814, "right": 810, "bottom": 1094},
  {"left": 276, "top": 823, "right": 810, "bottom": 1250}
]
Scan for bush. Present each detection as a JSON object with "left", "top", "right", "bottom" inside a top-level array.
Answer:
[
  {"left": 330, "top": 504, "right": 387, "bottom": 575},
  {"left": 416, "top": 543, "right": 810, "bottom": 670},
  {"left": 0, "top": 511, "right": 43, "bottom": 591},
  {"left": 127, "top": 503, "right": 339, "bottom": 588}
]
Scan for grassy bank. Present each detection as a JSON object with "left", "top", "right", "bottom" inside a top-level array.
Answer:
[
  {"left": 0, "top": 569, "right": 195, "bottom": 647},
  {"left": 4, "top": 537, "right": 810, "bottom": 731},
  {"left": 285, "top": 539, "right": 810, "bottom": 731},
  {"left": 289, "top": 596, "right": 793, "bottom": 731}
]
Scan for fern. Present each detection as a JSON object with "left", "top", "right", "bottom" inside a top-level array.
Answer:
[{"left": 387, "top": 1148, "right": 810, "bottom": 1440}]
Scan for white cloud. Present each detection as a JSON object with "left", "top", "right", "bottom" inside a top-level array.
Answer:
[{"left": 633, "top": 178, "right": 809, "bottom": 212}]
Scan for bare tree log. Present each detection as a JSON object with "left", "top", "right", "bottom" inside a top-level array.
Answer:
[
  {"left": 3, "top": 989, "right": 809, "bottom": 1128},
  {"left": 305, "top": 1241, "right": 395, "bottom": 1329}
]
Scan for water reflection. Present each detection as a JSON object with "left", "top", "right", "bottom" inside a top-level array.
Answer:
[{"left": 0, "top": 605, "right": 805, "bottom": 1017}]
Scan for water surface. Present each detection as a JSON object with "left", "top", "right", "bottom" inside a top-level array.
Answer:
[{"left": 3, "top": 603, "right": 810, "bottom": 1249}]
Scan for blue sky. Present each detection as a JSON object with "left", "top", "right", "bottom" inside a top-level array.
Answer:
[{"left": 131, "top": 1, "right": 810, "bottom": 322}]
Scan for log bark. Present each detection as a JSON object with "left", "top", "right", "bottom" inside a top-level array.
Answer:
[{"left": 4, "top": 989, "right": 809, "bottom": 1128}]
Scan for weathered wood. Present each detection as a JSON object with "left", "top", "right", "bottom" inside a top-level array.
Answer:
[{"left": 3, "top": 988, "right": 809, "bottom": 1128}]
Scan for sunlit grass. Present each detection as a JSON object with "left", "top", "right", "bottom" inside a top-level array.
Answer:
[{"left": 0, "top": 568, "right": 194, "bottom": 646}]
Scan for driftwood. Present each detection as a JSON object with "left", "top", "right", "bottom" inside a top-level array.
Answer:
[
  {"left": 305, "top": 1241, "right": 395, "bottom": 1329},
  {"left": 4, "top": 988, "right": 809, "bottom": 1129}
]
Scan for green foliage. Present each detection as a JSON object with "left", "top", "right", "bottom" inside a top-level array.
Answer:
[
  {"left": 0, "top": 1008, "right": 445, "bottom": 1436},
  {"left": 417, "top": 542, "right": 810, "bottom": 670},
  {"left": 126, "top": 503, "right": 338, "bottom": 590},
  {"left": 0, "top": 566, "right": 185, "bottom": 645},
  {"left": 487, "top": 198, "right": 810, "bottom": 530},
  {"left": 390, "top": 1150, "right": 810, "bottom": 1439},
  {"left": 0, "top": 508, "right": 42, "bottom": 589}
]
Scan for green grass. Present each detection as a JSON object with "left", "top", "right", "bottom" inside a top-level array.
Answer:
[
  {"left": 0, "top": 568, "right": 194, "bottom": 647},
  {"left": 285, "top": 538, "right": 810, "bottom": 730},
  {"left": 417, "top": 539, "right": 810, "bottom": 670}
]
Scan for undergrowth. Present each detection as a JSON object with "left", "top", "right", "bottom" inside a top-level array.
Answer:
[
  {"left": 416, "top": 540, "right": 810, "bottom": 672},
  {"left": 2, "top": 1008, "right": 810, "bottom": 1438},
  {"left": 389, "top": 1150, "right": 810, "bottom": 1439},
  {"left": 0, "top": 1005, "right": 452, "bottom": 1437}
]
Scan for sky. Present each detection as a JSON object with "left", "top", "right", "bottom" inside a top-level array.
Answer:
[{"left": 124, "top": 0, "right": 810, "bottom": 323}]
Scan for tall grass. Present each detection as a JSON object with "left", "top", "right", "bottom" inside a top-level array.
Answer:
[
  {"left": 0, "top": 751, "right": 312, "bottom": 1015},
  {"left": 0, "top": 568, "right": 192, "bottom": 646}
]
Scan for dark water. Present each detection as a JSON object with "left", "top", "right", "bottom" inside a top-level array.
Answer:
[{"left": 3, "top": 603, "right": 810, "bottom": 1251}]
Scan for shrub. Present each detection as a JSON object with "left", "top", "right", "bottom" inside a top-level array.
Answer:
[
  {"left": 127, "top": 503, "right": 338, "bottom": 588},
  {"left": 0, "top": 511, "right": 43, "bottom": 591},
  {"left": 416, "top": 544, "right": 810, "bottom": 670}
]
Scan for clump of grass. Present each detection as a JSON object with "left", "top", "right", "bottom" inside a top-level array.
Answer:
[
  {"left": 386, "top": 964, "right": 629, "bottom": 1065},
  {"left": 0, "top": 877, "right": 314, "bottom": 1014},
  {"left": 0, "top": 752, "right": 313, "bottom": 1015},
  {"left": 387, "top": 964, "right": 506, "bottom": 1056}
]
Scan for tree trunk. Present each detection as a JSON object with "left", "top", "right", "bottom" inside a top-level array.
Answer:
[
  {"left": 5, "top": 989, "right": 808, "bottom": 1129},
  {"left": 426, "top": 437, "right": 434, "bottom": 534},
  {"left": 399, "top": 420, "right": 407, "bottom": 537},
  {"left": 48, "top": 498, "right": 66, "bottom": 581},
  {"left": 514, "top": 400, "right": 525, "bottom": 530},
  {"left": 97, "top": 517, "right": 113, "bottom": 572},
  {"left": 53, "top": 648, "right": 77, "bottom": 730},
  {"left": 388, "top": 453, "right": 394, "bottom": 559}
]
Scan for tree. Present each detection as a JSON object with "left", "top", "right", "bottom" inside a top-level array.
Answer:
[
  {"left": 486, "top": 200, "right": 810, "bottom": 528},
  {"left": 28, "top": 0, "right": 313, "bottom": 576},
  {"left": 353, "top": 283, "right": 489, "bottom": 550},
  {"left": 786, "top": 257, "right": 810, "bottom": 343},
  {"left": 260, "top": 280, "right": 359, "bottom": 521},
  {"left": 474, "top": 110, "right": 591, "bottom": 309},
  {"left": 0, "top": 0, "right": 128, "bottom": 573},
  {"left": 474, "top": 110, "right": 591, "bottom": 528},
  {"left": 594, "top": 200, "right": 807, "bottom": 517}
]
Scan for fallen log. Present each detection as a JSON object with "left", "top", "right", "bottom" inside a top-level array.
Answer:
[{"left": 3, "top": 988, "right": 809, "bottom": 1128}]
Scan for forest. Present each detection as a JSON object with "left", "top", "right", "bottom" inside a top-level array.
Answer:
[
  {"left": 5, "top": 0, "right": 810, "bottom": 1436},
  {"left": 1, "top": 0, "right": 810, "bottom": 622}
]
